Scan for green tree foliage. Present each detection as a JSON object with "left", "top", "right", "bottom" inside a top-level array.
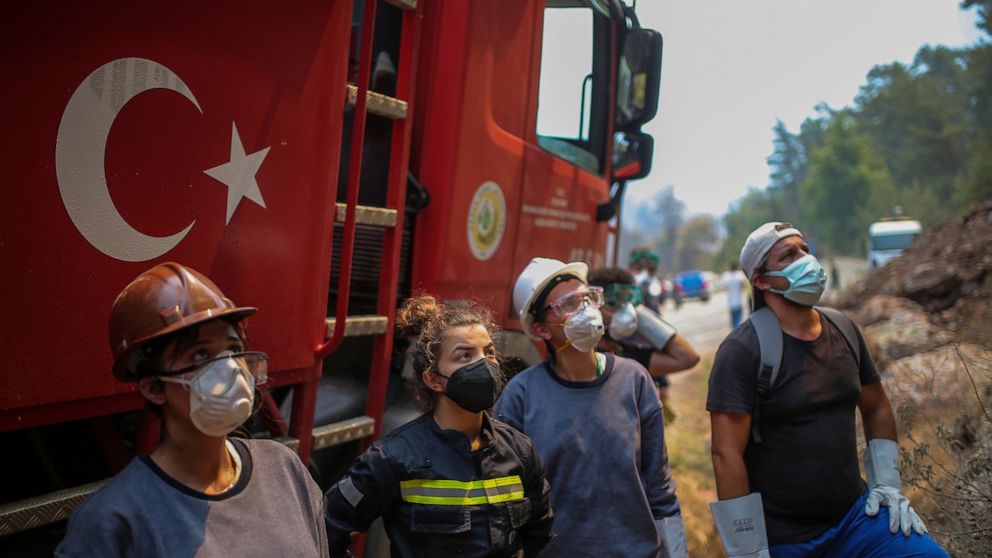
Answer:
[
  {"left": 676, "top": 214, "right": 719, "bottom": 271},
  {"left": 801, "top": 114, "right": 898, "bottom": 254},
  {"left": 713, "top": 2, "right": 991, "bottom": 262},
  {"left": 854, "top": 46, "right": 972, "bottom": 221},
  {"left": 713, "top": 186, "right": 782, "bottom": 269},
  {"left": 767, "top": 119, "right": 806, "bottom": 217}
]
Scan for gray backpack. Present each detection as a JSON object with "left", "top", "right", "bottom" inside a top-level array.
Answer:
[{"left": 749, "top": 306, "right": 861, "bottom": 443}]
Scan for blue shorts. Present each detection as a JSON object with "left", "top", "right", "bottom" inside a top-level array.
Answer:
[{"left": 769, "top": 491, "right": 949, "bottom": 558}]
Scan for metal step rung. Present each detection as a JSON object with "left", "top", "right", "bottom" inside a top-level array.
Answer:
[
  {"left": 384, "top": 0, "right": 417, "bottom": 9},
  {"left": 0, "top": 479, "right": 110, "bottom": 536},
  {"left": 346, "top": 84, "right": 408, "bottom": 120},
  {"left": 325, "top": 315, "right": 389, "bottom": 337},
  {"left": 276, "top": 416, "right": 376, "bottom": 453},
  {"left": 335, "top": 203, "right": 398, "bottom": 228}
]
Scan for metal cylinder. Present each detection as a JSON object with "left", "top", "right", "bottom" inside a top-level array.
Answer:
[{"left": 636, "top": 305, "right": 677, "bottom": 350}]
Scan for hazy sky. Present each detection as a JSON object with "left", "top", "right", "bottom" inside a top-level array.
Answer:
[{"left": 620, "top": 0, "right": 982, "bottom": 219}]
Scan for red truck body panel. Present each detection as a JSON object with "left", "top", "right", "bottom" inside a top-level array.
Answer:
[{"left": 1, "top": 1, "right": 351, "bottom": 428}]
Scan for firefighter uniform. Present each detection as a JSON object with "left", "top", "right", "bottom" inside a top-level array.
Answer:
[{"left": 325, "top": 412, "right": 554, "bottom": 557}]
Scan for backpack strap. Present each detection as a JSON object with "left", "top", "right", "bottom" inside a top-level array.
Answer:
[
  {"left": 815, "top": 306, "right": 861, "bottom": 368},
  {"left": 748, "top": 307, "right": 782, "bottom": 444}
]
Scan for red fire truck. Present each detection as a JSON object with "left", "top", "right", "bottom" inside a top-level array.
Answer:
[{"left": 0, "top": 0, "right": 661, "bottom": 552}]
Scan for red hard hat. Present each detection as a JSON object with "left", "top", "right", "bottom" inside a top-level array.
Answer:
[{"left": 109, "top": 262, "right": 256, "bottom": 381}]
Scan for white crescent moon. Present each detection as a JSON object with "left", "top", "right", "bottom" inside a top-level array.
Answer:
[{"left": 56, "top": 57, "right": 201, "bottom": 262}]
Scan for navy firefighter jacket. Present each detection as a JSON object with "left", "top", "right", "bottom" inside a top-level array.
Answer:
[{"left": 325, "top": 412, "right": 554, "bottom": 557}]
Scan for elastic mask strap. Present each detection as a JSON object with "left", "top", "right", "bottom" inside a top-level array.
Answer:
[
  {"left": 158, "top": 376, "right": 193, "bottom": 387},
  {"left": 554, "top": 339, "right": 574, "bottom": 353}
]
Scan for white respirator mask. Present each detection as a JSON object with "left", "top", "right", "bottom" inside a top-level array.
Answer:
[
  {"left": 559, "top": 305, "right": 606, "bottom": 353},
  {"left": 608, "top": 302, "right": 639, "bottom": 340},
  {"left": 160, "top": 351, "right": 264, "bottom": 437}
]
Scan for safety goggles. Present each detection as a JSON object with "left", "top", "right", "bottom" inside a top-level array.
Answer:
[
  {"left": 603, "top": 283, "right": 643, "bottom": 309},
  {"left": 542, "top": 285, "right": 604, "bottom": 317},
  {"left": 159, "top": 351, "right": 269, "bottom": 384}
]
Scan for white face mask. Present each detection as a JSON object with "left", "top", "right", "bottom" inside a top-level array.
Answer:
[
  {"left": 160, "top": 351, "right": 255, "bottom": 437},
  {"left": 560, "top": 305, "right": 605, "bottom": 353},
  {"left": 608, "top": 302, "right": 639, "bottom": 340}
]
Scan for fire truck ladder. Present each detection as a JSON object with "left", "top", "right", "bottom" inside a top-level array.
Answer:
[{"left": 294, "top": 0, "right": 423, "bottom": 462}]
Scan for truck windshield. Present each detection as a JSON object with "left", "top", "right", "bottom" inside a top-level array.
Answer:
[{"left": 871, "top": 233, "right": 918, "bottom": 251}]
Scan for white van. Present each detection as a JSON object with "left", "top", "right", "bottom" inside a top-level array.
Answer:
[{"left": 867, "top": 219, "right": 922, "bottom": 269}]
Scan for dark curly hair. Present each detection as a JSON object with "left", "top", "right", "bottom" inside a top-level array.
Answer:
[
  {"left": 587, "top": 267, "right": 636, "bottom": 288},
  {"left": 396, "top": 295, "right": 501, "bottom": 411}
]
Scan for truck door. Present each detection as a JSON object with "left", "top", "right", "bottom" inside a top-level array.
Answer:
[{"left": 514, "top": 2, "right": 613, "bottom": 286}]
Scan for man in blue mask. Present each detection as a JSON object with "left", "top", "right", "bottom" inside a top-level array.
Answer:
[{"left": 706, "top": 222, "right": 948, "bottom": 558}]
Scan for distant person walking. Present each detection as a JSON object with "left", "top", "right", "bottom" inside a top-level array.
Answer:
[
  {"left": 830, "top": 257, "right": 842, "bottom": 290},
  {"left": 629, "top": 247, "right": 664, "bottom": 312},
  {"left": 721, "top": 262, "right": 748, "bottom": 329}
]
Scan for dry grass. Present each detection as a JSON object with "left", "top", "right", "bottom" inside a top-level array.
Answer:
[
  {"left": 666, "top": 357, "right": 725, "bottom": 558},
  {"left": 885, "top": 344, "right": 992, "bottom": 557}
]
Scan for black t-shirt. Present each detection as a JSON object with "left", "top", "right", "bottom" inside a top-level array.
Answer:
[{"left": 706, "top": 310, "right": 881, "bottom": 545}]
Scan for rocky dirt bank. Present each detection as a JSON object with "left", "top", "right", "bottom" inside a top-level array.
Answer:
[{"left": 829, "top": 202, "right": 992, "bottom": 556}]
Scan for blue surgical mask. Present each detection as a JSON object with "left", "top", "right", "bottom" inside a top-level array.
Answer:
[{"left": 764, "top": 254, "right": 826, "bottom": 306}]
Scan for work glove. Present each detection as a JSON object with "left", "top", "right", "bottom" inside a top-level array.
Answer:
[
  {"left": 710, "top": 493, "right": 771, "bottom": 558},
  {"left": 655, "top": 513, "right": 688, "bottom": 558},
  {"left": 864, "top": 438, "right": 928, "bottom": 536}
]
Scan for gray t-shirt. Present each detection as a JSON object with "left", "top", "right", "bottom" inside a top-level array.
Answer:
[
  {"left": 55, "top": 438, "right": 327, "bottom": 557},
  {"left": 494, "top": 353, "right": 679, "bottom": 558},
  {"left": 707, "top": 311, "right": 880, "bottom": 545}
]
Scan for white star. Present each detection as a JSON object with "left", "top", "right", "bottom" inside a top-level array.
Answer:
[{"left": 204, "top": 122, "right": 270, "bottom": 224}]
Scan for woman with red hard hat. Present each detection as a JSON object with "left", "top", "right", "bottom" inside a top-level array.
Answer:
[{"left": 56, "top": 262, "right": 327, "bottom": 557}]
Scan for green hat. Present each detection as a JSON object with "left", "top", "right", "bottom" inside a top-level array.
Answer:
[{"left": 628, "top": 248, "right": 660, "bottom": 267}]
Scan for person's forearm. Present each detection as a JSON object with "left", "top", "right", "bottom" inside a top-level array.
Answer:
[
  {"left": 648, "top": 335, "right": 700, "bottom": 375},
  {"left": 860, "top": 384, "right": 898, "bottom": 441},
  {"left": 862, "top": 402, "right": 897, "bottom": 441},
  {"left": 712, "top": 450, "right": 751, "bottom": 499}
]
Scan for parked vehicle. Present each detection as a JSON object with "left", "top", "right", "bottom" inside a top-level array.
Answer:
[
  {"left": 0, "top": 1, "right": 663, "bottom": 553},
  {"left": 676, "top": 270, "right": 711, "bottom": 301},
  {"left": 868, "top": 218, "right": 922, "bottom": 269}
]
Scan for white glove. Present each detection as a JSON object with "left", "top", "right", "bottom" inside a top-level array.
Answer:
[
  {"left": 864, "top": 438, "right": 928, "bottom": 536},
  {"left": 656, "top": 514, "right": 688, "bottom": 558},
  {"left": 710, "top": 493, "right": 771, "bottom": 558}
]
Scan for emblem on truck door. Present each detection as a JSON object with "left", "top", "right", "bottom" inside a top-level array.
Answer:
[
  {"left": 55, "top": 57, "right": 269, "bottom": 262},
  {"left": 467, "top": 181, "right": 506, "bottom": 261}
]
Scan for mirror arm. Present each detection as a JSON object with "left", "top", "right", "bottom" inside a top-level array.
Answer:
[
  {"left": 622, "top": 3, "right": 641, "bottom": 29},
  {"left": 596, "top": 180, "right": 627, "bottom": 222}
]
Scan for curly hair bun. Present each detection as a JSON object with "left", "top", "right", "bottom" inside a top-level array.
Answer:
[{"left": 396, "top": 294, "right": 442, "bottom": 340}]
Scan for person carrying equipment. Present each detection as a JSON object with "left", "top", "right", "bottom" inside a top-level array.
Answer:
[
  {"left": 496, "top": 258, "right": 686, "bottom": 558},
  {"left": 706, "top": 223, "right": 948, "bottom": 558},
  {"left": 324, "top": 295, "right": 554, "bottom": 557},
  {"left": 588, "top": 266, "right": 700, "bottom": 422}
]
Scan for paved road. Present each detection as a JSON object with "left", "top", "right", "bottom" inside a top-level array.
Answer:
[{"left": 660, "top": 292, "right": 736, "bottom": 354}]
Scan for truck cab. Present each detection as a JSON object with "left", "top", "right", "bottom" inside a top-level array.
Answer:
[{"left": 868, "top": 219, "right": 922, "bottom": 269}]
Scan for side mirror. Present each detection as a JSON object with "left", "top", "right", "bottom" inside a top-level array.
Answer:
[
  {"left": 616, "top": 29, "right": 662, "bottom": 131},
  {"left": 612, "top": 131, "right": 653, "bottom": 181}
]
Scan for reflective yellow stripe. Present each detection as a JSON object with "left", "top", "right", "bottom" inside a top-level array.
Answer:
[
  {"left": 403, "top": 491, "right": 525, "bottom": 506},
  {"left": 400, "top": 476, "right": 521, "bottom": 490},
  {"left": 400, "top": 475, "right": 525, "bottom": 505}
]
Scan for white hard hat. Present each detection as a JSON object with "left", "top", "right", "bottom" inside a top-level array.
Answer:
[{"left": 513, "top": 257, "right": 588, "bottom": 339}]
